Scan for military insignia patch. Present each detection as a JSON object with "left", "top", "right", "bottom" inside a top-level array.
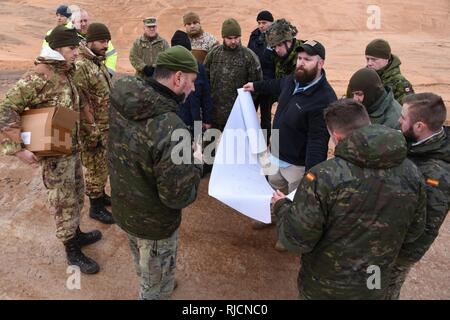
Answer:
[
  {"left": 426, "top": 178, "right": 439, "bottom": 187},
  {"left": 306, "top": 172, "right": 316, "bottom": 182}
]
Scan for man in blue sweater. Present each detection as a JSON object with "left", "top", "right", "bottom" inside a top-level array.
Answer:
[{"left": 244, "top": 40, "right": 337, "bottom": 249}]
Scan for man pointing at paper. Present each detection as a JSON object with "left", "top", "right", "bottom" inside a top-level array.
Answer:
[{"left": 243, "top": 40, "right": 337, "bottom": 249}]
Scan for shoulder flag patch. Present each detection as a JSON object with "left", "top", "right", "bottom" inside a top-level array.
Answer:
[
  {"left": 426, "top": 178, "right": 439, "bottom": 187},
  {"left": 306, "top": 172, "right": 316, "bottom": 182}
]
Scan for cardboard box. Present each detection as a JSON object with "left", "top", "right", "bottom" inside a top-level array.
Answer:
[{"left": 20, "top": 107, "right": 79, "bottom": 156}]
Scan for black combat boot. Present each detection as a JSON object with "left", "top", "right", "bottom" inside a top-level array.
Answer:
[
  {"left": 75, "top": 227, "right": 102, "bottom": 247},
  {"left": 89, "top": 197, "right": 115, "bottom": 224},
  {"left": 64, "top": 237, "right": 100, "bottom": 274},
  {"left": 102, "top": 190, "right": 111, "bottom": 206}
]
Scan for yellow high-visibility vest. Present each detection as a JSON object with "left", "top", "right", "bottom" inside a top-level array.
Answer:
[{"left": 105, "top": 41, "right": 118, "bottom": 76}]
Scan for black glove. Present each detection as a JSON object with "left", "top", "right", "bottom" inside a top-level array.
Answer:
[{"left": 143, "top": 65, "right": 154, "bottom": 77}]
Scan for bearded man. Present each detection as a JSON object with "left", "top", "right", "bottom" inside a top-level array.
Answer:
[
  {"left": 243, "top": 40, "right": 337, "bottom": 249},
  {"left": 183, "top": 11, "right": 219, "bottom": 63}
]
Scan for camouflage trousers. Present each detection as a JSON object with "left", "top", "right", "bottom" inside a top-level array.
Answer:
[
  {"left": 128, "top": 230, "right": 179, "bottom": 300},
  {"left": 385, "top": 262, "right": 414, "bottom": 300},
  {"left": 80, "top": 137, "right": 108, "bottom": 199},
  {"left": 42, "top": 153, "right": 84, "bottom": 242}
]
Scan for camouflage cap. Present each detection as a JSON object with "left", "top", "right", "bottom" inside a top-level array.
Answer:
[
  {"left": 156, "top": 45, "right": 199, "bottom": 74},
  {"left": 143, "top": 17, "right": 157, "bottom": 27},
  {"left": 265, "top": 18, "right": 298, "bottom": 47}
]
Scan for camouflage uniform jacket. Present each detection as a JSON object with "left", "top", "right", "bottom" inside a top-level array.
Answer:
[
  {"left": 377, "top": 55, "right": 414, "bottom": 103},
  {"left": 0, "top": 57, "right": 80, "bottom": 155},
  {"left": 77, "top": 32, "right": 118, "bottom": 76},
  {"left": 108, "top": 76, "right": 202, "bottom": 240},
  {"left": 73, "top": 45, "right": 112, "bottom": 146},
  {"left": 189, "top": 30, "right": 218, "bottom": 52},
  {"left": 366, "top": 87, "right": 402, "bottom": 130},
  {"left": 129, "top": 34, "right": 170, "bottom": 80},
  {"left": 396, "top": 127, "right": 450, "bottom": 265},
  {"left": 204, "top": 44, "right": 263, "bottom": 126},
  {"left": 273, "top": 38, "right": 303, "bottom": 79},
  {"left": 274, "top": 124, "right": 426, "bottom": 299}
]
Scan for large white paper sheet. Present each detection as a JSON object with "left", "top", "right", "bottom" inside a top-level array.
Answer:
[{"left": 208, "top": 89, "right": 274, "bottom": 223}]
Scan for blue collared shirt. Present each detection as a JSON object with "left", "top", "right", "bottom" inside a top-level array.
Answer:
[{"left": 293, "top": 74, "right": 323, "bottom": 95}]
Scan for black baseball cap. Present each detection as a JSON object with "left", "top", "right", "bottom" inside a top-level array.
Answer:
[{"left": 296, "top": 40, "right": 326, "bottom": 59}]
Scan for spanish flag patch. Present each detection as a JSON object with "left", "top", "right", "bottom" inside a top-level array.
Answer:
[
  {"left": 306, "top": 172, "right": 316, "bottom": 182},
  {"left": 426, "top": 178, "right": 440, "bottom": 187}
]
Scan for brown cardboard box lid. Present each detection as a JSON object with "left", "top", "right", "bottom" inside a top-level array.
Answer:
[
  {"left": 21, "top": 107, "right": 79, "bottom": 130},
  {"left": 20, "top": 107, "right": 79, "bottom": 154}
]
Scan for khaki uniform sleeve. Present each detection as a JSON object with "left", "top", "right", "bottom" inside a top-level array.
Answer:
[
  {"left": 163, "top": 39, "right": 170, "bottom": 51},
  {"left": 129, "top": 39, "right": 146, "bottom": 73}
]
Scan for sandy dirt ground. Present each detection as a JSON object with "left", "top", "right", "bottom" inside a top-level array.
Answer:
[{"left": 0, "top": 0, "right": 449, "bottom": 300}]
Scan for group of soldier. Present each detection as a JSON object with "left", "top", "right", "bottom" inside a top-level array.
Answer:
[{"left": 0, "top": 5, "right": 448, "bottom": 301}]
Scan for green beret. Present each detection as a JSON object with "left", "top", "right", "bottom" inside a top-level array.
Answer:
[
  {"left": 365, "top": 39, "right": 391, "bottom": 59},
  {"left": 222, "top": 18, "right": 241, "bottom": 37},
  {"left": 156, "top": 46, "right": 199, "bottom": 74}
]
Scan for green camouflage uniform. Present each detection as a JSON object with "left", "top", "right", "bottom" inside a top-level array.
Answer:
[
  {"left": 73, "top": 45, "right": 112, "bottom": 200},
  {"left": 204, "top": 44, "right": 262, "bottom": 128},
  {"left": 346, "top": 56, "right": 414, "bottom": 104},
  {"left": 273, "top": 124, "right": 426, "bottom": 300},
  {"left": 108, "top": 76, "right": 201, "bottom": 299},
  {"left": 273, "top": 38, "right": 303, "bottom": 79},
  {"left": 387, "top": 127, "right": 450, "bottom": 299},
  {"left": 377, "top": 55, "right": 414, "bottom": 104},
  {"left": 129, "top": 34, "right": 170, "bottom": 80},
  {"left": 366, "top": 87, "right": 402, "bottom": 129},
  {"left": 0, "top": 58, "right": 83, "bottom": 242}
]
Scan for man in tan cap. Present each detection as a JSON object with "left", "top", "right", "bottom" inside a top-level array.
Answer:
[
  {"left": 183, "top": 11, "right": 219, "bottom": 63},
  {"left": 129, "top": 17, "right": 170, "bottom": 80}
]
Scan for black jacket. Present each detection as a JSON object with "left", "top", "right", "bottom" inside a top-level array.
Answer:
[
  {"left": 254, "top": 71, "right": 337, "bottom": 170},
  {"left": 248, "top": 28, "right": 275, "bottom": 80}
]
